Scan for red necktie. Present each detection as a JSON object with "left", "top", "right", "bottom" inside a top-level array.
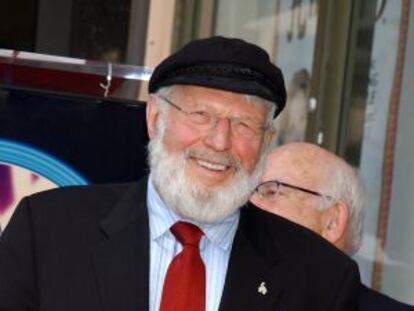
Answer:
[{"left": 160, "top": 221, "right": 206, "bottom": 311}]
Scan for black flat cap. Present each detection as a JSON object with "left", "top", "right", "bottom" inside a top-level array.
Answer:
[{"left": 148, "top": 36, "right": 287, "bottom": 117}]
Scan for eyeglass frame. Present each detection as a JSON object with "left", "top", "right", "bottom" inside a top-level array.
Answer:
[
  {"left": 156, "top": 94, "right": 270, "bottom": 138},
  {"left": 255, "top": 179, "right": 335, "bottom": 202}
]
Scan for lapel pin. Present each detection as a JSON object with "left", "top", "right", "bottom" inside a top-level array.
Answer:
[{"left": 257, "top": 281, "right": 268, "bottom": 295}]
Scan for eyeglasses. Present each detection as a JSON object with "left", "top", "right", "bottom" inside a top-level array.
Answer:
[
  {"left": 255, "top": 179, "right": 334, "bottom": 202},
  {"left": 157, "top": 95, "right": 268, "bottom": 139}
]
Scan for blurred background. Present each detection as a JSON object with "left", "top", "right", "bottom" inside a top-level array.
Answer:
[{"left": 0, "top": 0, "right": 413, "bottom": 304}]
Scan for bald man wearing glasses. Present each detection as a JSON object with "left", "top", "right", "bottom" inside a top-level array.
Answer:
[{"left": 251, "top": 142, "right": 414, "bottom": 311}]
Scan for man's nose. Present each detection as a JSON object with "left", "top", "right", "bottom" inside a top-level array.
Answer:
[{"left": 203, "top": 117, "right": 232, "bottom": 151}]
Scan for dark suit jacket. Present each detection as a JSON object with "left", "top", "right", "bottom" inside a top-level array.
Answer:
[
  {"left": 0, "top": 178, "right": 360, "bottom": 311},
  {"left": 360, "top": 284, "right": 414, "bottom": 311}
]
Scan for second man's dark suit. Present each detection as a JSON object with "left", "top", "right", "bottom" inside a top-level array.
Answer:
[
  {"left": 0, "top": 177, "right": 360, "bottom": 311},
  {"left": 360, "top": 284, "right": 414, "bottom": 311}
]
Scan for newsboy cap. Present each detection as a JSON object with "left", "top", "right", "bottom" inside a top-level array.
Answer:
[{"left": 148, "top": 36, "right": 287, "bottom": 117}]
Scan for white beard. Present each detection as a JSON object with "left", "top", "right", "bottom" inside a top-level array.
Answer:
[{"left": 148, "top": 126, "right": 268, "bottom": 224}]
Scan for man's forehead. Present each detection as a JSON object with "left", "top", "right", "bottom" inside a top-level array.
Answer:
[
  {"left": 172, "top": 85, "right": 268, "bottom": 115},
  {"left": 263, "top": 148, "right": 325, "bottom": 187}
]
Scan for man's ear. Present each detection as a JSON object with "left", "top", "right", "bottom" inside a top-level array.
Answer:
[
  {"left": 146, "top": 94, "right": 159, "bottom": 139},
  {"left": 321, "top": 200, "right": 349, "bottom": 247}
]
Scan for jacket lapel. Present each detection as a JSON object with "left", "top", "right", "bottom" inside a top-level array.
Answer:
[
  {"left": 91, "top": 180, "right": 149, "bottom": 311},
  {"left": 219, "top": 205, "right": 286, "bottom": 311}
]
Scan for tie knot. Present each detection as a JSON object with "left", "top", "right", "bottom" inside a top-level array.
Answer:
[{"left": 171, "top": 221, "right": 204, "bottom": 246}]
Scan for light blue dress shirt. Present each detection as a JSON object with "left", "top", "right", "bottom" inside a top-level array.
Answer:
[{"left": 147, "top": 175, "right": 240, "bottom": 311}]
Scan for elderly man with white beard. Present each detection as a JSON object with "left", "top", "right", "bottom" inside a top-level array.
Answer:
[{"left": 0, "top": 37, "right": 360, "bottom": 311}]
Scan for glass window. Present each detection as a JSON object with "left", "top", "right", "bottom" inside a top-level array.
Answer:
[
  {"left": 0, "top": 0, "right": 149, "bottom": 65},
  {"left": 214, "top": 0, "right": 319, "bottom": 144},
  {"left": 338, "top": 0, "right": 414, "bottom": 304}
]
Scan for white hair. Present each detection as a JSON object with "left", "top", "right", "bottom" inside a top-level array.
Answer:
[
  {"left": 243, "top": 94, "right": 277, "bottom": 131},
  {"left": 325, "top": 163, "right": 367, "bottom": 255}
]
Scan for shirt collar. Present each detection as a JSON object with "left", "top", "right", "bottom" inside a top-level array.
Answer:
[{"left": 147, "top": 174, "right": 239, "bottom": 251}]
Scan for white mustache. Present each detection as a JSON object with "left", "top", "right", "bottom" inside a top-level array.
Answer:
[{"left": 184, "top": 148, "right": 241, "bottom": 168}]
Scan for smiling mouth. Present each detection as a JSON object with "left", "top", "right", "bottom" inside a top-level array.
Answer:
[{"left": 194, "top": 158, "right": 230, "bottom": 171}]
